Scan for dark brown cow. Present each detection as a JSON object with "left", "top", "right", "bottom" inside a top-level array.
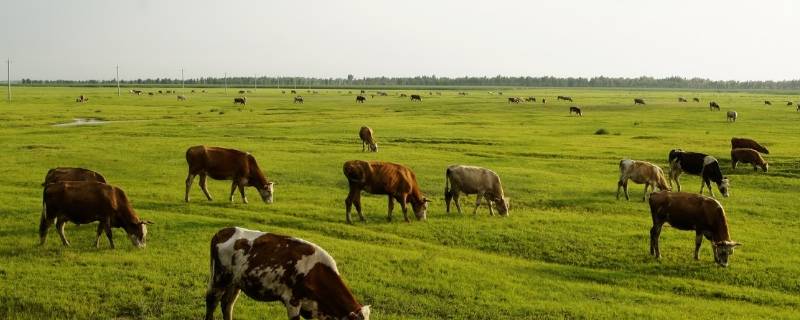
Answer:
[
  {"left": 206, "top": 227, "right": 371, "bottom": 320},
  {"left": 709, "top": 101, "right": 720, "bottom": 111},
  {"left": 355, "top": 95, "right": 366, "bottom": 103},
  {"left": 294, "top": 96, "right": 304, "bottom": 104},
  {"left": 787, "top": 101, "right": 794, "bottom": 106},
  {"left": 507, "top": 97, "right": 522, "bottom": 104},
  {"left": 342, "top": 160, "right": 429, "bottom": 223},
  {"left": 184, "top": 146, "right": 274, "bottom": 204},
  {"left": 359, "top": 126, "right": 377, "bottom": 152},
  {"left": 233, "top": 97, "right": 246, "bottom": 105},
  {"left": 42, "top": 167, "right": 107, "bottom": 186},
  {"left": 648, "top": 191, "right": 740, "bottom": 267},
  {"left": 634, "top": 98, "right": 646, "bottom": 105},
  {"left": 678, "top": 97, "right": 688, "bottom": 102},
  {"left": 40, "top": 181, "right": 152, "bottom": 248},
  {"left": 692, "top": 97, "right": 700, "bottom": 102},
  {"left": 731, "top": 137, "right": 769, "bottom": 154},
  {"left": 410, "top": 94, "right": 422, "bottom": 102},
  {"left": 764, "top": 100, "right": 772, "bottom": 105},
  {"left": 731, "top": 148, "right": 768, "bottom": 172},
  {"left": 569, "top": 106, "right": 582, "bottom": 116},
  {"left": 557, "top": 95, "right": 573, "bottom": 102}
]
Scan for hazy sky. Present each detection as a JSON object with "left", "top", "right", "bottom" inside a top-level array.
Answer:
[{"left": 1, "top": 0, "right": 798, "bottom": 81}]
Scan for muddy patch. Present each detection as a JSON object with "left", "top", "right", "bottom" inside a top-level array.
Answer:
[{"left": 52, "top": 118, "right": 107, "bottom": 127}]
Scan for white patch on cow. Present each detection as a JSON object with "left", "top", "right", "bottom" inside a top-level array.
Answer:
[
  {"left": 291, "top": 237, "right": 339, "bottom": 275},
  {"left": 703, "top": 156, "right": 717, "bottom": 166},
  {"left": 216, "top": 227, "right": 266, "bottom": 281}
]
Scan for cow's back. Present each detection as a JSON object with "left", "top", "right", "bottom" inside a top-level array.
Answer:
[
  {"left": 447, "top": 165, "right": 501, "bottom": 194},
  {"left": 187, "top": 146, "right": 249, "bottom": 180},
  {"left": 649, "top": 191, "right": 719, "bottom": 231},
  {"left": 44, "top": 181, "right": 118, "bottom": 224},
  {"left": 43, "top": 167, "right": 106, "bottom": 186},
  {"left": 344, "top": 160, "right": 416, "bottom": 195}
]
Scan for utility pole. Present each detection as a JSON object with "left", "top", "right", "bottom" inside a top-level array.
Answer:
[
  {"left": 224, "top": 72, "right": 227, "bottom": 95},
  {"left": 181, "top": 68, "right": 185, "bottom": 89},
  {"left": 6, "top": 59, "right": 10, "bottom": 102},
  {"left": 254, "top": 74, "right": 257, "bottom": 91},
  {"left": 116, "top": 65, "right": 120, "bottom": 96}
]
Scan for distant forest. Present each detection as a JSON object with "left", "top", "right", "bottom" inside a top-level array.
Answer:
[{"left": 16, "top": 75, "right": 800, "bottom": 90}]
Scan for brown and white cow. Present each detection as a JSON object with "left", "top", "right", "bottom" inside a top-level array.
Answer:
[
  {"left": 616, "top": 159, "right": 670, "bottom": 201},
  {"left": 731, "top": 137, "right": 769, "bottom": 154},
  {"left": 358, "top": 126, "right": 377, "bottom": 152},
  {"left": 342, "top": 160, "right": 429, "bottom": 223},
  {"left": 726, "top": 111, "right": 738, "bottom": 122},
  {"left": 205, "top": 227, "right": 371, "bottom": 320},
  {"left": 731, "top": 148, "right": 768, "bottom": 172},
  {"left": 185, "top": 146, "right": 274, "bottom": 204},
  {"left": 444, "top": 165, "right": 508, "bottom": 216},
  {"left": 42, "top": 167, "right": 107, "bottom": 186},
  {"left": 648, "top": 191, "right": 741, "bottom": 267},
  {"left": 40, "top": 181, "right": 152, "bottom": 248}
]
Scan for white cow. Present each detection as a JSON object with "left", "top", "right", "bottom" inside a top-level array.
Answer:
[{"left": 444, "top": 165, "right": 509, "bottom": 216}]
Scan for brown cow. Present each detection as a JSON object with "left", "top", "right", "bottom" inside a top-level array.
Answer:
[
  {"left": 342, "top": 160, "right": 429, "bottom": 223},
  {"left": 42, "top": 167, "right": 107, "bottom": 186},
  {"left": 731, "top": 137, "right": 769, "bottom": 154},
  {"left": 634, "top": 98, "right": 646, "bottom": 105},
  {"left": 355, "top": 95, "right": 366, "bottom": 103},
  {"left": 648, "top": 191, "right": 740, "bottom": 267},
  {"left": 678, "top": 97, "right": 688, "bottom": 102},
  {"left": 184, "top": 146, "right": 274, "bottom": 204},
  {"left": 205, "top": 227, "right": 371, "bottom": 320},
  {"left": 764, "top": 100, "right": 772, "bottom": 105},
  {"left": 359, "top": 126, "right": 377, "bottom": 152},
  {"left": 40, "top": 181, "right": 152, "bottom": 248},
  {"left": 616, "top": 159, "right": 670, "bottom": 201},
  {"left": 569, "top": 106, "right": 582, "bottom": 116},
  {"left": 233, "top": 97, "right": 246, "bottom": 105},
  {"left": 731, "top": 148, "right": 768, "bottom": 172}
]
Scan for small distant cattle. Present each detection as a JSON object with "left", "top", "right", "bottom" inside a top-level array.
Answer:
[
  {"left": 542, "top": 98, "right": 546, "bottom": 104},
  {"left": 731, "top": 148, "right": 768, "bottom": 172},
  {"left": 293, "top": 96, "right": 304, "bottom": 104},
  {"left": 726, "top": 111, "right": 737, "bottom": 122},
  {"left": 787, "top": 101, "right": 794, "bottom": 106},
  {"left": 399, "top": 93, "right": 408, "bottom": 98},
  {"left": 360, "top": 90, "right": 365, "bottom": 94},
  {"left": 166, "top": 90, "right": 173, "bottom": 94},
  {"left": 158, "top": 90, "right": 164, "bottom": 94},
  {"left": 342, "top": 160, "right": 430, "bottom": 223},
  {"left": 42, "top": 167, "right": 107, "bottom": 187},
  {"left": 359, "top": 126, "right": 377, "bottom": 152},
  {"left": 410, "top": 94, "right": 422, "bottom": 102},
  {"left": 498, "top": 92, "right": 503, "bottom": 95},
  {"left": 177, "top": 95, "right": 187, "bottom": 101},
  {"left": 281, "top": 90, "right": 286, "bottom": 94},
  {"left": 355, "top": 95, "right": 366, "bottom": 103},
  {"left": 444, "top": 165, "right": 508, "bottom": 216},
  {"left": 557, "top": 95, "right": 573, "bottom": 102},
  {"left": 291, "top": 90, "right": 297, "bottom": 94},
  {"left": 205, "top": 227, "right": 371, "bottom": 320},
  {"left": 191, "top": 90, "right": 196, "bottom": 93},
  {"left": 201, "top": 89, "right": 207, "bottom": 93},
  {"left": 507, "top": 97, "right": 522, "bottom": 104},
  {"left": 75, "top": 95, "right": 88, "bottom": 103},
  {"left": 148, "top": 92, "right": 154, "bottom": 96},
  {"left": 709, "top": 101, "right": 720, "bottom": 111},
  {"left": 648, "top": 191, "right": 740, "bottom": 267},
  {"left": 764, "top": 100, "right": 772, "bottom": 105},
  {"left": 458, "top": 92, "right": 468, "bottom": 96},
  {"left": 41, "top": 181, "right": 152, "bottom": 248},
  {"left": 184, "top": 146, "right": 274, "bottom": 204},
  {"left": 692, "top": 97, "right": 700, "bottom": 102},
  {"left": 239, "top": 90, "right": 246, "bottom": 94},
  {"left": 731, "top": 137, "right": 769, "bottom": 154},
  {"left": 668, "top": 149, "right": 730, "bottom": 198},
  {"left": 678, "top": 97, "right": 688, "bottom": 102},
  {"left": 634, "top": 98, "right": 646, "bottom": 105},
  {"left": 524, "top": 96, "right": 536, "bottom": 102},
  {"left": 569, "top": 106, "right": 582, "bottom": 116},
  {"left": 233, "top": 97, "right": 246, "bottom": 105},
  {"left": 617, "top": 159, "right": 669, "bottom": 201},
  {"left": 131, "top": 89, "right": 143, "bottom": 95}
]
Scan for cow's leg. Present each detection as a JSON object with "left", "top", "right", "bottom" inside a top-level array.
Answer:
[
  {"left": 204, "top": 286, "right": 224, "bottom": 320},
  {"left": 56, "top": 218, "right": 70, "bottom": 247},
  {"left": 453, "top": 192, "right": 463, "bottom": 214},
  {"left": 362, "top": 140, "right": 366, "bottom": 152},
  {"left": 445, "top": 188, "right": 452, "bottom": 213},
  {"left": 220, "top": 287, "right": 241, "bottom": 320},
  {"left": 200, "top": 174, "right": 213, "bottom": 201},
  {"left": 400, "top": 195, "right": 410, "bottom": 222},
  {"left": 752, "top": 164, "right": 758, "bottom": 172},
  {"left": 650, "top": 222, "right": 663, "bottom": 258},
  {"left": 39, "top": 213, "right": 55, "bottom": 246},
  {"left": 285, "top": 301, "right": 302, "bottom": 320},
  {"left": 387, "top": 195, "right": 394, "bottom": 221},
  {"left": 228, "top": 181, "right": 237, "bottom": 202},
  {"left": 104, "top": 217, "right": 115, "bottom": 249},
  {"left": 732, "top": 160, "right": 737, "bottom": 170},
  {"left": 486, "top": 195, "right": 495, "bottom": 216},
  {"left": 95, "top": 223, "right": 104, "bottom": 248},
  {"left": 694, "top": 231, "right": 703, "bottom": 260},
  {"left": 642, "top": 183, "right": 649, "bottom": 202},
  {"left": 237, "top": 178, "right": 248, "bottom": 204},
  {"left": 185, "top": 173, "right": 196, "bottom": 202},
  {"left": 473, "top": 195, "right": 482, "bottom": 215},
  {"left": 616, "top": 179, "right": 623, "bottom": 200}
]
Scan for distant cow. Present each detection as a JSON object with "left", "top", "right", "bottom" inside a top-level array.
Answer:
[
  {"left": 355, "top": 95, "right": 366, "bottom": 103},
  {"left": 617, "top": 159, "right": 670, "bottom": 201},
  {"left": 410, "top": 94, "right": 422, "bottom": 102},
  {"left": 291, "top": 90, "right": 297, "bottom": 94},
  {"left": 205, "top": 227, "right": 371, "bottom": 320},
  {"left": 524, "top": 96, "right": 536, "bottom": 102},
  {"left": 731, "top": 137, "right": 769, "bottom": 154},
  {"left": 184, "top": 146, "right": 274, "bottom": 204},
  {"left": 557, "top": 95, "right": 573, "bottom": 102},
  {"left": 233, "top": 97, "right": 246, "bottom": 105},
  {"left": 648, "top": 191, "right": 740, "bottom": 267},
  {"left": 668, "top": 150, "right": 730, "bottom": 198},
  {"left": 158, "top": 90, "right": 164, "bottom": 94},
  {"left": 42, "top": 167, "right": 107, "bottom": 187},
  {"left": 293, "top": 96, "right": 304, "bottom": 104},
  {"left": 764, "top": 100, "right": 772, "bottom": 105},
  {"left": 634, "top": 98, "right": 646, "bottom": 105},
  {"left": 399, "top": 93, "right": 408, "bottom": 98},
  {"left": 177, "top": 95, "right": 187, "bottom": 101},
  {"left": 40, "top": 181, "right": 152, "bottom": 248},
  {"left": 542, "top": 98, "right": 546, "bottom": 104},
  {"left": 678, "top": 97, "right": 688, "bottom": 102},
  {"left": 569, "top": 106, "right": 582, "bottom": 116},
  {"left": 709, "top": 101, "right": 720, "bottom": 111},
  {"left": 359, "top": 126, "right": 377, "bottom": 152},
  {"left": 508, "top": 97, "right": 522, "bottom": 104},
  {"left": 131, "top": 89, "right": 143, "bottom": 95},
  {"left": 238, "top": 90, "right": 246, "bottom": 94},
  {"left": 692, "top": 97, "right": 700, "bottom": 102},
  {"left": 75, "top": 95, "right": 88, "bottom": 103},
  {"left": 148, "top": 92, "right": 155, "bottom": 96},
  {"left": 342, "top": 160, "right": 430, "bottom": 223},
  {"left": 444, "top": 165, "right": 508, "bottom": 216},
  {"left": 731, "top": 148, "right": 768, "bottom": 172},
  {"left": 360, "top": 90, "right": 365, "bottom": 94},
  {"left": 726, "top": 111, "right": 737, "bottom": 122},
  {"left": 281, "top": 90, "right": 286, "bottom": 94},
  {"left": 787, "top": 101, "right": 794, "bottom": 106}
]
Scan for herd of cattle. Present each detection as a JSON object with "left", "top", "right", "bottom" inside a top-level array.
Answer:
[{"left": 45, "top": 90, "right": 793, "bottom": 319}]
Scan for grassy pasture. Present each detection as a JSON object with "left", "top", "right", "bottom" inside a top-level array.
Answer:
[{"left": 0, "top": 87, "right": 799, "bottom": 319}]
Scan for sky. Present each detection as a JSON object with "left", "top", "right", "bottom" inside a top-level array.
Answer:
[{"left": 1, "top": 0, "right": 798, "bottom": 81}]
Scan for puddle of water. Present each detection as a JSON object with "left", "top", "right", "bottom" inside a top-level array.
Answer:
[{"left": 53, "top": 118, "right": 107, "bottom": 127}]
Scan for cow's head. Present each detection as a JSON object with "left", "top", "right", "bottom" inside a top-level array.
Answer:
[
  {"left": 412, "top": 198, "right": 430, "bottom": 220},
  {"left": 713, "top": 241, "right": 741, "bottom": 267},
  {"left": 496, "top": 197, "right": 510, "bottom": 216},
  {"left": 258, "top": 182, "right": 274, "bottom": 203},
  {"left": 345, "top": 305, "right": 371, "bottom": 320},
  {"left": 369, "top": 143, "right": 378, "bottom": 152},
  {"left": 128, "top": 220, "right": 153, "bottom": 248},
  {"left": 718, "top": 177, "right": 730, "bottom": 197}
]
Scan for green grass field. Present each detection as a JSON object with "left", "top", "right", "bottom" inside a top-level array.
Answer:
[{"left": 1, "top": 87, "right": 799, "bottom": 319}]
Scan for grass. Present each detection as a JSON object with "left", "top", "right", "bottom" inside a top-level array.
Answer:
[{"left": 1, "top": 87, "right": 799, "bottom": 319}]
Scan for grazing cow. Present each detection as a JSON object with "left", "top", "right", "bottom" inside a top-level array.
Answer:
[
  {"left": 616, "top": 159, "right": 670, "bottom": 201},
  {"left": 158, "top": 90, "right": 164, "bottom": 94},
  {"left": 40, "top": 181, "right": 152, "bottom": 248},
  {"left": 238, "top": 90, "right": 246, "bottom": 94},
  {"left": 436, "top": 92, "right": 442, "bottom": 96},
  {"left": 293, "top": 96, "right": 304, "bottom": 104},
  {"left": 399, "top": 93, "right": 408, "bottom": 98},
  {"left": 569, "top": 106, "right": 582, "bottom": 116},
  {"left": 355, "top": 95, "right": 366, "bottom": 103},
  {"left": 233, "top": 97, "right": 246, "bottom": 105},
  {"left": 678, "top": 97, "right": 688, "bottom": 102},
  {"left": 557, "top": 95, "right": 573, "bottom": 102},
  {"left": 648, "top": 191, "right": 740, "bottom": 267},
  {"left": 410, "top": 94, "right": 422, "bottom": 102},
  {"left": 359, "top": 126, "right": 377, "bottom": 152},
  {"left": 291, "top": 90, "right": 297, "bottom": 94},
  {"left": 692, "top": 97, "right": 700, "bottom": 102},
  {"left": 726, "top": 111, "right": 737, "bottom": 122},
  {"left": 444, "top": 165, "right": 508, "bottom": 216},
  {"left": 731, "top": 148, "right": 768, "bottom": 172},
  {"left": 191, "top": 90, "right": 196, "bottom": 93},
  {"left": 634, "top": 98, "right": 646, "bottom": 105},
  {"left": 360, "top": 90, "right": 365, "bottom": 94},
  {"left": 148, "top": 92, "right": 155, "bottom": 96},
  {"left": 787, "top": 101, "right": 794, "bottom": 106},
  {"left": 205, "top": 227, "right": 371, "bottom": 320},
  {"left": 184, "top": 146, "right": 274, "bottom": 204},
  {"left": 132, "top": 89, "right": 143, "bottom": 95},
  {"left": 342, "top": 160, "right": 430, "bottom": 223},
  {"left": 42, "top": 167, "right": 107, "bottom": 187},
  {"left": 524, "top": 96, "right": 536, "bottom": 102},
  {"left": 668, "top": 150, "right": 730, "bottom": 198},
  {"left": 458, "top": 92, "right": 468, "bottom": 96},
  {"left": 542, "top": 98, "right": 546, "bottom": 104},
  {"left": 507, "top": 97, "right": 522, "bottom": 104},
  {"left": 202, "top": 89, "right": 207, "bottom": 93},
  {"left": 177, "top": 95, "right": 187, "bottom": 101},
  {"left": 709, "top": 101, "right": 720, "bottom": 111},
  {"left": 731, "top": 137, "right": 769, "bottom": 154},
  {"left": 281, "top": 90, "right": 286, "bottom": 94},
  {"left": 75, "top": 95, "right": 88, "bottom": 103},
  {"left": 764, "top": 100, "right": 772, "bottom": 105}
]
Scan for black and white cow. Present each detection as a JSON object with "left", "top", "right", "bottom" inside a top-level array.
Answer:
[{"left": 668, "top": 149, "right": 730, "bottom": 198}]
